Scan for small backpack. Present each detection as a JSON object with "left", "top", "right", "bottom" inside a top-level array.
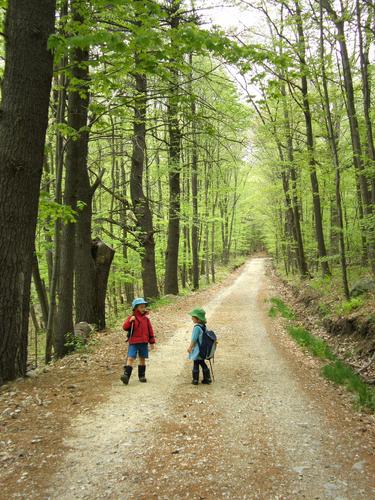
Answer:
[{"left": 197, "top": 324, "right": 217, "bottom": 360}]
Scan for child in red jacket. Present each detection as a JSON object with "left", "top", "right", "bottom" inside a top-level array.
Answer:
[{"left": 121, "top": 297, "right": 156, "bottom": 385}]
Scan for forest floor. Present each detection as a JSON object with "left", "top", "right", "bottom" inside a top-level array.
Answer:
[{"left": 1, "top": 257, "right": 375, "bottom": 499}]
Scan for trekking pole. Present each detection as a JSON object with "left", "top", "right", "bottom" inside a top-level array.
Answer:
[
  {"left": 209, "top": 357, "right": 215, "bottom": 382},
  {"left": 125, "top": 320, "right": 134, "bottom": 365}
]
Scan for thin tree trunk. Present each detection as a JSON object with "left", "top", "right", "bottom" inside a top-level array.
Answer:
[
  {"left": 295, "top": 0, "right": 330, "bottom": 277},
  {"left": 281, "top": 85, "right": 309, "bottom": 277},
  {"left": 190, "top": 54, "right": 200, "bottom": 290},
  {"left": 32, "top": 254, "right": 49, "bottom": 329},
  {"left": 356, "top": 0, "right": 375, "bottom": 225},
  {"left": 164, "top": 2, "right": 182, "bottom": 295},
  {"left": 45, "top": 8, "right": 68, "bottom": 363},
  {"left": 322, "top": 0, "right": 374, "bottom": 273},
  {"left": 319, "top": 1, "right": 350, "bottom": 298}
]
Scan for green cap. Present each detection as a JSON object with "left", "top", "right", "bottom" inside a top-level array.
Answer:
[{"left": 188, "top": 307, "right": 207, "bottom": 323}]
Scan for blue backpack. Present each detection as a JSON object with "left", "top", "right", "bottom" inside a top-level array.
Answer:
[{"left": 197, "top": 324, "right": 217, "bottom": 360}]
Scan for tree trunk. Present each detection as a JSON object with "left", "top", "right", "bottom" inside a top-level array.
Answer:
[
  {"left": 281, "top": 85, "right": 309, "bottom": 277},
  {"left": 295, "top": 0, "right": 330, "bottom": 277},
  {"left": 32, "top": 254, "right": 49, "bottom": 329},
  {"left": 356, "top": 0, "right": 375, "bottom": 269},
  {"left": 164, "top": 2, "right": 182, "bottom": 295},
  {"left": 0, "top": 0, "right": 56, "bottom": 384},
  {"left": 72, "top": 48, "right": 100, "bottom": 325},
  {"left": 92, "top": 239, "right": 115, "bottom": 330},
  {"left": 54, "top": 4, "right": 89, "bottom": 357},
  {"left": 130, "top": 70, "right": 159, "bottom": 299},
  {"left": 190, "top": 54, "right": 200, "bottom": 290},
  {"left": 322, "top": 0, "right": 374, "bottom": 273},
  {"left": 319, "top": 1, "right": 350, "bottom": 298},
  {"left": 45, "top": 7, "right": 68, "bottom": 363},
  {"left": 120, "top": 160, "right": 135, "bottom": 304}
]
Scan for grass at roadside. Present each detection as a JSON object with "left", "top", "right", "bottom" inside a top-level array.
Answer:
[
  {"left": 322, "top": 361, "right": 375, "bottom": 410},
  {"left": 269, "top": 297, "right": 375, "bottom": 412},
  {"left": 286, "top": 325, "right": 335, "bottom": 361}
]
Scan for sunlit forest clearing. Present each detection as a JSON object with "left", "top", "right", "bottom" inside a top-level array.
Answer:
[{"left": 1, "top": 1, "right": 375, "bottom": 498}]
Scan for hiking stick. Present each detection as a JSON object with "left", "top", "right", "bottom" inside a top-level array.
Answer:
[
  {"left": 125, "top": 321, "right": 134, "bottom": 365},
  {"left": 209, "top": 358, "right": 215, "bottom": 382}
]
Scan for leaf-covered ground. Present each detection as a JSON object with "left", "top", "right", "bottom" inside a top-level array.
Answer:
[{"left": 1, "top": 258, "right": 375, "bottom": 499}]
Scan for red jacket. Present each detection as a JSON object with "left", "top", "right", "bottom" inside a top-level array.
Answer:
[{"left": 123, "top": 310, "right": 156, "bottom": 345}]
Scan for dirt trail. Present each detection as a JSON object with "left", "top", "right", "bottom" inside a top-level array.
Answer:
[{"left": 4, "top": 257, "right": 375, "bottom": 499}]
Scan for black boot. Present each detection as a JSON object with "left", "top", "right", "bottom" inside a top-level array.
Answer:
[
  {"left": 121, "top": 365, "right": 133, "bottom": 385},
  {"left": 192, "top": 369, "right": 199, "bottom": 385},
  {"left": 202, "top": 367, "right": 212, "bottom": 385},
  {"left": 138, "top": 365, "right": 147, "bottom": 383}
]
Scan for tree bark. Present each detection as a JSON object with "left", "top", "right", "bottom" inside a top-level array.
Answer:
[
  {"left": 45, "top": 6, "right": 68, "bottom": 363},
  {"left": 164, "top": 2, "right": 182, "bottom": 295},
  {"left": 281, "top": 85, "right": 309, "bottom": 277},
  {"left": 190, "top": 54, "right": 200, "bottom": 290},
  {"left": 295, "top": 0, "right": 330, "bottom": 276},
  {"left": 321, "top": 0, "right": 374, "bottom": 273},
  {"left": 0, "top": 0, "right": 56, "bottom": 384},
  {"left": 319, "top": 0, "right": 350, "bottom": 298},
  {"left": 54, "top": 3, "right": 88, "bottom": 357},
  {"left": 92, "top": 239, "right": 115, "bottom": 330},
  {"left": 73, "top": 55, "right": 99, "bottom": 324},
  {"left": 32, "top": 254, "right": 49, "bottom": 329},
  {"left": 130, "top": 70, "right": 159, "bottom": 298}
]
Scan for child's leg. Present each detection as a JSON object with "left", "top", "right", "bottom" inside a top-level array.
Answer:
[
  {"left": 121, "top": 347, "right": 136, "bottom": 385},
  {"left": 127, "top": 357, "right": 135, "bottom": 367},
  {"left": 200, "top": 360, "right": 212, "bottom": 384},
  {"left": 138, "top": 343, "right": 149, "bottom": 382},
  {"left": 138, "top": 357, "right": 147, "bottom": 382},
  {"left": 192, "top": 360, "right": 200, "bottom": 385}
]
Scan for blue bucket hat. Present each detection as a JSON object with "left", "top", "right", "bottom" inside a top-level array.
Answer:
[{"left": 132, "top": 297, "right": 148, "bottom": 309}]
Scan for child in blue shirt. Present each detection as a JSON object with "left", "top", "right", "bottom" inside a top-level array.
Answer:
[{"left": 187, "top": 308, "right": 212, "bottom": 385}]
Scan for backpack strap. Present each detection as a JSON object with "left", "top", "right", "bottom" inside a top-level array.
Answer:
[{"left": 196, "top": 324, "right": 205, "bottom": 347}]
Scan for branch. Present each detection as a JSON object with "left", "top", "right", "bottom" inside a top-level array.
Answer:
[{"left": 90, "top": 168, "right": 105, "bottom": 197}]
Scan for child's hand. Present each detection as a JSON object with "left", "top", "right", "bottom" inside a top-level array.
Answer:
[
  {"left": 187, "top": 346, "right": 192, "bottom": 353},
  {"left": 150, "top": 343, "right": 155, "bottom": 351},
  {"left": 130, "top": 315, "right": 135, "bottom": 322}
]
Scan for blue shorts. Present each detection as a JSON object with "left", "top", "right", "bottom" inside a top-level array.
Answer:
[{"left": 128, "top": 343, "right": 149, "bottom": 359}]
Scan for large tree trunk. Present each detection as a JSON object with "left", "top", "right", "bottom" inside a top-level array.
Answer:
[
  {"left": 130, "top": 70, "right": 159, "bottom": 299},
  {"left": 73, "top": 55, "right": 99, "bottom": 324},
  {"left": 54, "top": 4, "right": 88, "bottom": 357},
  {"left": 0, "top": 0, "right": 56, "bottom": 384}
]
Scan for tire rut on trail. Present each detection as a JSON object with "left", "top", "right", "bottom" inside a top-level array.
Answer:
[{"left": 32, "top": 259, "right": 375, "bottom": 498}]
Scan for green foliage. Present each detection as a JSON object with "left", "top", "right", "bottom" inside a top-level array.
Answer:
[
  {"left": 268, "top": 297, "right": 295, "bottom": 320},
  {"left": 38, "top": 192, "right": 78, "bottom": 225},
  {"left": 269, "top": 296, "right": 375, "bottom": 411},
  {"left": 322, "top": 361, "right": 375, "bottom": 411},
  {"left": 287, "top": 326, "right": 335, "bottom": 360},
  {"left": 64, "top": 331, "right": 98, "bottom": 353},
  {"left": 336, "top": 297, "right": 365, "bottom": 315}
]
